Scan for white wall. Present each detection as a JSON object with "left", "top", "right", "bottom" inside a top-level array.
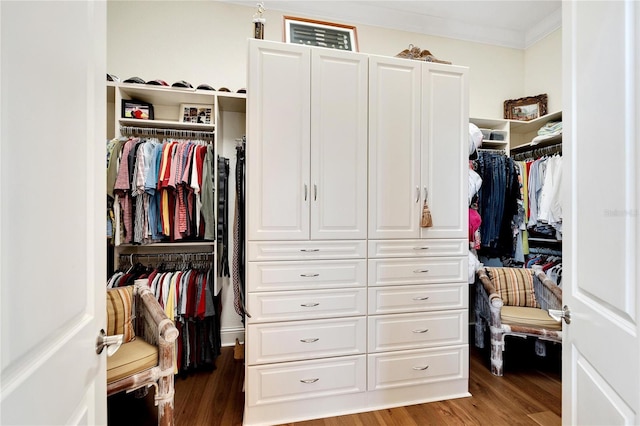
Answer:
[
  {"left": 107, "top": 1, "right": 561, "bottom": 119},
  {"left": 525, "top": 28, "right": 563, "bottom": 113}
]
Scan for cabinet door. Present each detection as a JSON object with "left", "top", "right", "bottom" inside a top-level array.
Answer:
[
  {"left": 368, "top": 56, "right": 421, "bottom": 239},
  {"left": 420, "top": 64, "right": 468, "bottom": 239},
  {"left": 310, "top": 49, "right": 368, "bottom": 240},
  {"left": 247, "top": 40, "right": 311, "bottom": 240}
]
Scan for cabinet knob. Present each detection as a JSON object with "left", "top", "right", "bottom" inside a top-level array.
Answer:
[
  {"left": 300, "top": 302, "right": 320, "bottom": 307},
  {"left": 300, "top": 273, "right": 320, "bottom": 277},
  {"left": 412, "top": 365, "right": 430, "bottom": 371},
  {"left": 412, "top": 328, "right": 429, "bottom": 334},
  {"left": 300, "top": 378, "right": 319, "bottom": 384},
  {"left": 413, "top": 269, "right": 429, "bottom": 273},
  {"left": 300, "top": 338, "right": 319, "bottom": 343}
]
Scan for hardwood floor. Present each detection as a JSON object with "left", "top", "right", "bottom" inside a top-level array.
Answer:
[{"left": 108, "top": 338, "right": 561, "bottom": 426}]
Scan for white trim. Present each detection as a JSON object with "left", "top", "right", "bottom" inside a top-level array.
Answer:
[{"left": 221, "top": 326, "right": 245, "bottom": 347}]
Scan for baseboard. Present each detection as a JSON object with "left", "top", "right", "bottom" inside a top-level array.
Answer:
[{"left": 221, "top": 326, "right": 245, "bottom": 347}]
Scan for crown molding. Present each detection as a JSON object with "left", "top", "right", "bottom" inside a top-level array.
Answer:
[{"left": 223, "top": 1, "right": 561, "bottom": 50}]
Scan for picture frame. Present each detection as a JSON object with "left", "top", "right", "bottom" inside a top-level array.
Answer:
[
  {"left": 179, "top": 104, "right": 213, "bottom": 125},
  {"left": 504, "top": 94, "right": 548, "bottom": 121},
  {"left": 122, "top": 99, "right": 154, "bottom": 120},
  {"left": 284, "top": 16, "right": 358, "bottom": 52}
]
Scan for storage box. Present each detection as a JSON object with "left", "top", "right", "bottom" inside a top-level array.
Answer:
[
  {"left": 489, "top": 130, "right": 506, "bottom": 141},
  {"left": 479, "top": 128, "right": 492, "bottom": 140}
]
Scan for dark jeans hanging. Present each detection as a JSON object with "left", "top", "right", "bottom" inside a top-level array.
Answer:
[{"left": 476, "top": 151, "right": 520, "bottom": 258}]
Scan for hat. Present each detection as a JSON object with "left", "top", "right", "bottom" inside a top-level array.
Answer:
[
  {"left": 123, "top": 76, "right": 145, "bottom": 84},
  {"left": 197, "top": 84, "right": 216, "bottom": 91},
  {"left": 146, "top": 79, "right": 169, "bottom": 86},
  {"left": 236, "top": 88, "right": 246, "bottom": 94},
  {"left": 217, "top": 87, "right": 231, "bottom": 92},
  {"left": 106, "top": 73, "right": 120, "bottom": 82},
  {"left": 172, "top": 80, "right": 193, "bottom": 88}
]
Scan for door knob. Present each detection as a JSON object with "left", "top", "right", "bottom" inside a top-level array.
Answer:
[
  {"left": 96, "top": 329, "right": 123, "bottom": 356},
  {"left": 548, "top": 305, "right": 571, "bottom": 324}
]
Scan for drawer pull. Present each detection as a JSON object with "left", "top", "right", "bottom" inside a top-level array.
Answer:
[
  {"left": 413, "top": 365, "right": 429, "bottom": 371},
  {"left": 300, "top": 273, "right": 319, "bottom": 277},
  {"left": 300, "top": 338, "right": 319, "bottom": 343},
  {"left": 300, "top": 303, "right": 320, "bottom": 307},
  {"left": 412, "top": 296, "right": 430, "bottom": 301},
  {"left": 413, "top": 269, "right": 430, "bottom": 273},
  {"left": 412, "top": 328, "right": 429, "bottom": 334},
  {"left": 413, "top": 247, "right": 430, "bottom": 250},
  {"left": 300, "top": 378, "right": 319, "bottom": 384},
  {"left": 300, "top": 248, "right": 320, "bottom": 252}
]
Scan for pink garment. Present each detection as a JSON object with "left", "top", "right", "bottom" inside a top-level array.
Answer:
[{"left": 469, "top": 208, "right": 482, "bottom": 250}]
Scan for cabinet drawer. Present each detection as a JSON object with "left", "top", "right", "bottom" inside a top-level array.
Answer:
[
  {"left": 368, "top": 310, "right": 467, "bottom": 353},
  {"left": 248, "top": 240, "right": 366, "bottom": 261},
  {"left": 368, "top": 346, "right": 468, "bottom": 391},
  {"left": 247, "top": 317, "right": 366, "bottom": 365},
  {"left": 248, "top": 288, "right": 367, "bottom": 323},
  {"left": 368, "top": 283, "right": 467, "bottom": 315},
  {"left": 368, "top": 239, "right": 466, "bottom": 258},
  {"left": 248, "top": 259, "right": 366, "bottom": 292},
  {"left": 247, "top": 355, "right": 366, "bottom": 407},
  {"left": 368, "top": 257, "right": 465, "bottom": 286}
]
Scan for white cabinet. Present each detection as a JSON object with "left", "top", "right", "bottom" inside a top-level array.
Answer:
[
  {"left": 368, "top": 57, "right": 422, "bottom": 239},
  {"left": 245, "top": 39, "right": 469, "bottom": 426},
  {"left": 368, "top": 56, "right": 468, "bottom": 240},
  {"left": 247, "top": 40, "right": 368, "bottom": 241},
  {"left": 246, "top": 41, "right": 369, "bottom": 426},
  {"left": 247, "top": 42, "right": 310, "bottom": 241}
]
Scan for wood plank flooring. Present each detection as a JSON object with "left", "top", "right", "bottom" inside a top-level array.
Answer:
[{"left": 108, "top": 338, "right": 561, "bottom": 426}]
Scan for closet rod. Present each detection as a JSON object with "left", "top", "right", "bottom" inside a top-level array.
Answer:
[
  {"left": 120, "top": 125, "right": 215, "bottom": 140},
  {"left": 477, "top": 148, "right": 506, "bottom": 154},
  {"left": 511, "top": 142, "right": 562, "bottom": 161},
  {"left": 118, "top": 252, "right": 214, "bottom": 263}
]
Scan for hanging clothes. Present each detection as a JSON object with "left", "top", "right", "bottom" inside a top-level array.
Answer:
[
  {"left": 109, "top": 136, "right": 216, "bottom": 245},
  {"left": 474, "top": 151, "right": 521, "bottom": 258},
  {"left": 232, "top": 139, "right": 248, "bottom": 320},
  {"left": 217, "top": 156, "right": 231, "bottom": 278},
  {"left": 107, "top": 255, "right": 222, "bottom": 374}
]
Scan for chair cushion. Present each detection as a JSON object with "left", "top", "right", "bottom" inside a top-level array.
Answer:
[
  {"left": 501, "top": 306, "right": 562, "bottom": 331},
  {"left": 107, "top": 285, "right": 135, "bottom": 343},
  {"left": 107, "top": 339, "right": 158, "bottom": 383},
  {"left": 485, "top": 267, "right": 539, "bottom": 308}
]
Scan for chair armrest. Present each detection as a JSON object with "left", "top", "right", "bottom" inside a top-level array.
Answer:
[
  {"left": 134, "top": 282, "right": 179, "bottom": 376},
  {"left": 477, "top": 270, "right": 504, "bottom": 307},
  {"left": 136, "top": 283, "right": 179, "bottom": 344},
  {"left": 476, "top": 269, "right": 503, "bottom": 329},
  {"left": 534, "top": 270, "right": 563, "bottom": 311}
]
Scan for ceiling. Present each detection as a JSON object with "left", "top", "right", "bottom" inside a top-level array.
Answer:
[{"left": 225, "top": 1, "right": 562, "bottom": 49}]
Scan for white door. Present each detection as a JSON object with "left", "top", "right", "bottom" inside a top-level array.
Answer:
[
  {"left": 0, "top": 1, "right": 107, "bottom": 425},
  {"left": 311, "top": 49, "right": 368, "bottom": 240},
  {"left": 368, "top": 56, "right": 421, "bottom": 239},
  {"left": 421, "top": 64, "right": 468, "bottom": 240},
  {"left": 563, "top": 1, "right": 640, "bottom": 424},
  {"left": 247, "top": 40, "right": 311, "bottom": 241}
]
